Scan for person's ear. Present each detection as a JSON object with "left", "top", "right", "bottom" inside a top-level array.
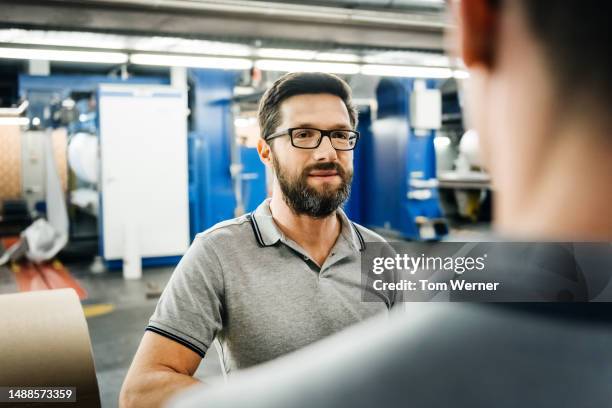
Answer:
[
  {"left": 457, "top": 0, "right": 499, "bottom": 69},
  {"left": 257, "top": 138, "right": 273, "bottom": 168}
]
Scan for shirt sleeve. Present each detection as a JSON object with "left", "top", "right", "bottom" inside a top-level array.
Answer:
[{"left": 146, "top": 234, "right": 224, "bottom": 357}]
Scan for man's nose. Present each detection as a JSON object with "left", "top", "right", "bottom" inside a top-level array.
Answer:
[{"left": 313, "top": 135, "right": 338, "bottom": 161}]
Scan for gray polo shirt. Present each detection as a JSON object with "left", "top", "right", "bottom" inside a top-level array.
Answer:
[{"left": 147, "top": 199, "right": 395, "bottom": 373}]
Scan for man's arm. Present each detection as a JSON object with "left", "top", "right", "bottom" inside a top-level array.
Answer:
[
  {"left": 120, "top": 233, "right": 225, "bottom": 407},
  {"left": 119, "top": 331, "right": 203, "bottom": 408}
]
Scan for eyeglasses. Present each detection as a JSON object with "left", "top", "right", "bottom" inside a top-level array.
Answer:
[{"left": 265, "top": 128, "right": 360, "bottom": 151}]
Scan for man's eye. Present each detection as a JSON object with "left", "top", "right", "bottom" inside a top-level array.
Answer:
[
  {"left": 332, "top": 131, "right": 350, "bottom": 140},
  {"left": 295, "top": 131, "right": 312, "bottom": 139}
]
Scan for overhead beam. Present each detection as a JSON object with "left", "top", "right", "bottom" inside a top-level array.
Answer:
[{"left": 0, "top": 0, "right": 446, "bottom": 51}]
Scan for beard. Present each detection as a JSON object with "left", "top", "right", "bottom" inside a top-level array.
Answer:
[{"left": 272, "top": 157, "right": 352, "bottom": 218}]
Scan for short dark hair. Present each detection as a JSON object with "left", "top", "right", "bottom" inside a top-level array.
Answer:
[
  {"left": 502, "top": 0, "right": 612, "bottom": 111},
  {"left": 257, "top": 72, "right": 358, "bottom": 141}
]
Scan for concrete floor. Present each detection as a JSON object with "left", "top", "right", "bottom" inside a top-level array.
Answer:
[{"left": 0, "top": 264, "right": 224, "bottom": 408}]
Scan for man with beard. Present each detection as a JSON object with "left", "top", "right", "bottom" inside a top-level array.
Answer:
[{"left": 120, "top": 72, "right": 395, "bottom": 408}]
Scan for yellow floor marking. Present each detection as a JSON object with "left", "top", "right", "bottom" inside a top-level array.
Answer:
[{"left": 83, "top": 303, "right": 115, "bottom": 318}]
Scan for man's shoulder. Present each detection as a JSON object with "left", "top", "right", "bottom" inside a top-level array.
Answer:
[
  {"left": 350, "top": 222, "right": 387, "bottom": 243},
  {"left": 194, "top": 214, "right": 254, "bottom": 244}
]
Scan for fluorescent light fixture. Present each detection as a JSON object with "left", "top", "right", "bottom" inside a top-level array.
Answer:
[
  {"left": 0, "top": 47, "right": 128, "bottom": 64},
  {"left": 363, "top": 51, "right": 450, "bottom": 67},
  {"left": 361, "top": 64, "right": 453, "bottom": 78},
  {"left": 0, "top": 28, "right": 126, "bottom": 50},
  {"left": 453, "top": 70, "right": 470, "bottom": 79},
  {"left": 130, "top": 53, "right": 253, "bottom": 70},
  {"left": 0, "top": 29, "right": 252, "bottom": 57},
  {"left": 0, "top": 117, "right": 30, "bottom": 126},
  {"left": 131, "top": 36, "right": 252, "bottom": 57},
  {"left": 255, "top": 59, "right": 360, "bottom": 74},
  {"left": 314, "top": 52, "right": 360, "bottom": 63},
  {"left": 257, "top": 48, "right": 317, "bottom": 60}
]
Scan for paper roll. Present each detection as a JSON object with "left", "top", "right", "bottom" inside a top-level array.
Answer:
[
  {"left": 0, "top": 289, "right": 100, "bottom": 407},
  {"left": 50, "top": 128, "right": 68, "bottom": 194},
  {"left": 0, "top": 127, "right": 68, "bottom": 205},
  {"left": 67, "top": 132, "right": 99, "bottom": 184},
  {"left": 0, "top": 124, "right": 22, "bottom": 201}
]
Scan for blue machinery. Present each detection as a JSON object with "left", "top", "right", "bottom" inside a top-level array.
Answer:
[
  {"left": 346, "top": 78, "right": 447, "bottom": 240},
  {"left": 188, "top": 69, "right": 237, "bottom": 238},
  {"left": 187, "top": 69, "right": 267, "bottom": 238},
  {"left": 18, "top": 70, "right": 447, "bottom": 269}
]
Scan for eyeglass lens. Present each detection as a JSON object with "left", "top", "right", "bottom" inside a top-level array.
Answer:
[{"left": 291, "top": 128, "right": 357, "bottom": 150}]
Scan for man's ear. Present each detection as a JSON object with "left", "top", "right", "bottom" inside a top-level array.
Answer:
[
  {"left": 457, "top": 0, "right": 499, "bottom": 69},
  {"left": 257, "top": 138, "right": 273, "bottom": 168}
]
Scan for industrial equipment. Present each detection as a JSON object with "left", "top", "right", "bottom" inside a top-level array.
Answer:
[
  {"left": 355, "top": 77, "right": 448, "bottom": 240},
  {"left": 435, "top": 78, "right": 491, "bottom": 224}
]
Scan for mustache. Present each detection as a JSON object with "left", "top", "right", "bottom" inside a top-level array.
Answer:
[{"left": 303, "top": 162, "right": 347, "bottom": 178}]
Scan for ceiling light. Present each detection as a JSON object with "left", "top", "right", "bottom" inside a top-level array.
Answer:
[
  {"left": 255, "top": 59, "right": 360, "bottom": 74},
  {"left": 364, "top": 51, "right": 450, "bottom": 67},
  {"left": 0, "top": 28, "right": 126, "bottom": 49},
  {"left": 130, "top": 53, "right": 253, "bottom": 70},
  {"left": 314, "top": 52, "right": 360, "bottom": 63},
  {"left": 0, "top": 47, "right": 128, "bottom": 64},
  {"left": 0, "top": 29, "right": 252, "bottom": 57},
  {"left": 130, "top": 36, "right": 251, "bottom": 57},
  {"left": 361, "top": 64, "right": 453, "bottom": 78},
  {"left": 256, "top": 48, "right": 317, "bottom": 60}
]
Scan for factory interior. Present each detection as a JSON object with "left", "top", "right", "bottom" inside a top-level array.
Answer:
[{"left": 0, "top": 0, "right": 610, "bottom": 407}]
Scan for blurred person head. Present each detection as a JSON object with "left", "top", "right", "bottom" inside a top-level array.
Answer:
[
  {"left": 452, "top": 0, "right": 612, "bottom": 239},
  {"left": 257, "top": 72, "right": 358, "bottom": 218}
]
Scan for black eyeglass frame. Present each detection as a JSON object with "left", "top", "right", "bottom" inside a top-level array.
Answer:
[{"left": 264, "top": 127, "right": 360, "bottom": 151}]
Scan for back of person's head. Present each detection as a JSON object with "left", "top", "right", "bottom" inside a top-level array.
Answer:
[
  {"left": 459, "top": 0, "right": 612, "bottom": 127},
  {"left": 501, "top": 0, "right": 611, "bottom": 118},
  {"left": 454, "top": 0, "right": 612, "bottom": 239}
]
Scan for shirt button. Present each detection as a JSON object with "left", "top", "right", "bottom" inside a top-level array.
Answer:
[
  {"left": 303, "top": 256, "right": 309, "bottom": 261},
  {"left": 331, "top": 252, "right": 335, "bottom": 256}
]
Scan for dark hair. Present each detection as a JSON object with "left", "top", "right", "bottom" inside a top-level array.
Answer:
[
  {"left": 501, "top": 0, "right": 612, "bottom": 111},
  {"left": 257, "top": 72, "right": 358, "bottom": 141}
]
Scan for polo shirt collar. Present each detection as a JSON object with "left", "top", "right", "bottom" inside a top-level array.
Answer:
[
  {"left": 249, "top": 199, "right": 282, "bottom": 246},
  {"left": 250, "top": 199, "right": 365, "bottom": 252}
]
